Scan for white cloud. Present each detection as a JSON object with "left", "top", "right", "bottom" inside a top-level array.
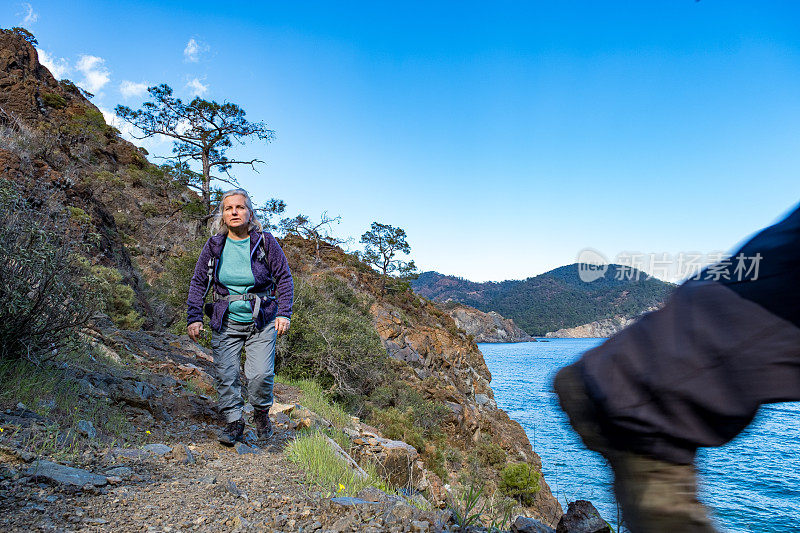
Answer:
[
  {"left": 36, "top": 48, "right": 70, "bottom": 79},
  {"left": 186, "top": 77, "right": 208, "bottom": 97},
  {"left": 120, "top": 80, "right": 148, "bottom": 99},
  {"left": 18, "top": 3, "right": 38, "bottom": 25},
  {"left": 183, "top": 38, "right": 209, "bottom": 63},
  {"left": 75, "top": 54, "right": 110, "bottom": 94}
]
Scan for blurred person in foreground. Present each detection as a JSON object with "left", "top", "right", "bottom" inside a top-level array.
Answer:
[
  {"left": 187, "top": 189, "right": 293, "bottom": 445},
  {"left": 554, "top": 203, "right": 800, "bottom": 532}
]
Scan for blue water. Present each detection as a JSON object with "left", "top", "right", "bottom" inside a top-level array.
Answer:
[{"left": 479, "top": 339, "right": 800, "bottom": 533}]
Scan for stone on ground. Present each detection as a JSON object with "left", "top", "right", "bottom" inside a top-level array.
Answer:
[
  {"left": 556, "top": 500, "right": 610, "bottom": 533},
  {"left": 513, "top": 514, "right": 557, "bottom": 533},
  {"left": 24, "top": 460, "right": 107, "bottom": 487}
]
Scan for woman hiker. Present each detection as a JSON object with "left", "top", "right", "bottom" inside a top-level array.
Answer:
[{"left": 186, "top": 189, "right": 294, "bottom": 445}]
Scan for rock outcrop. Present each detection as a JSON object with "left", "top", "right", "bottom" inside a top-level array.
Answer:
[
  {"left": 555, "top": 500, "right": 611, "bottom": 533},
  {"left": 445, "top": 303, "right": 535, "bottom": 343},
  {"left": 544, "top": 315, "right": 636, "bottom": 338},
  {"left": 544, "top": 307, "right": 659, "bottom": 338}
]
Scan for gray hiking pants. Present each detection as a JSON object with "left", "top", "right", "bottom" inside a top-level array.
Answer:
[{"left": 211, "top": 317, "right": 276, "bottom": 423}]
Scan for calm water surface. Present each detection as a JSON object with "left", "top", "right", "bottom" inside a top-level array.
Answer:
[{"left": 479, "top": 339, "right": 800, "bottom": 533}]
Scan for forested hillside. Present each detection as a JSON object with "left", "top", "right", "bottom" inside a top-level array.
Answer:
[{"left": 412, "top": 264, "right": 675, "bottom": 336}]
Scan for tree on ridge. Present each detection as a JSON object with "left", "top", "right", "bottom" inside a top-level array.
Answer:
[
  {"left": 360, "top": 222, "right": 416, "bottom": 295},
  {"left": 115, "top": 84, "right": 274, "bottom": 219},
  {"left": 281, "top": 212, "right": 345, "bottom": 264}
]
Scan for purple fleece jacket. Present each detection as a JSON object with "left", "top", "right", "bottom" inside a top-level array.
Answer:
[{"left": 187, "top": 230, "right": 294, "bottom": 332}]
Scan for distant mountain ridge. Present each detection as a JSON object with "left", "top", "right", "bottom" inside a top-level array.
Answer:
[{"left": 412, "top": 264, "right": 675, "bottom": 336}]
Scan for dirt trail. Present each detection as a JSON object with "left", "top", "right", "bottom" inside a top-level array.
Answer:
[{"left": 1, "top": 419, "right": 447, "bottom": 532}]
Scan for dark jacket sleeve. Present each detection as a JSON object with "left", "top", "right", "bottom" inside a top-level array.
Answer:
[
  {"left": 187, "top": 239, "right": 212, "bottom": 325},
  {"left": 266, "top": 232, "right": 294, "bottom": 319}
]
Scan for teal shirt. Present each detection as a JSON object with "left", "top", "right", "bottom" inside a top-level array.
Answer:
[{"left": 218, "top": 236, "right": 255, "bottom": 323}]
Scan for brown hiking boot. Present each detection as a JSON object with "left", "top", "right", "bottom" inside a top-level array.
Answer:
[
  {"left": 253, "top": 407, "right": 273, "bottom": 441},
  {"left": 554, "top": 363, "right": 717, "bottom": 533},
  {"left": 218, "top": 418, "right": 244, "bottom": 446}
]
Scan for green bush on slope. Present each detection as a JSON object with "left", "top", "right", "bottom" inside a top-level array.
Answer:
[
  {"left": 276, "top": 275, "right": 385, "bottom": 399},
  {"left": 0, "top": 180, "right": 101, "bottom": 362},
  {"left": 498, "top": 462, "right": 541, "bottom": 505}
]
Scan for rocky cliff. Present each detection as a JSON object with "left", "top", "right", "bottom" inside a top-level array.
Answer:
[
  {"left": 544, "top": 307, "right": 659, "bottom": 338},
  {"left": 441, "top": 303, "right": 535, "bottom": 343},
  {"left": 544, "top": 315, "right": 636, "bottom": 338}
]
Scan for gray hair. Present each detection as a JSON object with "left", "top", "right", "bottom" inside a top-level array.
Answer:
[{"left": 210, "top": 189, "right": 263, "bottom": 235}]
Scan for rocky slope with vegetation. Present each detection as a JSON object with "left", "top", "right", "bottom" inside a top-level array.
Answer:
[
  {"left": 0, "top": 28, "right": 599, "bottom": 531},
  {"left": 412, "top": 266, "right": 675, "bottom": 336}
]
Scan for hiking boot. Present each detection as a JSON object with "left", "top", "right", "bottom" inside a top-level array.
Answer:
[
  {"left": 554, "top": 363, "right": 717, "bottom": 533},
  {"left": 253, "top": 407, "right": 273, "bottom": 441},
  {"left": 218, "top": 418, "right": 244, "bottom": 446}
]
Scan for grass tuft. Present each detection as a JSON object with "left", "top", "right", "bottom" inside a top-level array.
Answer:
[
  {"left": 285, "top": 429, "right": 392, "bottom": 496},
  {"left": 276, "top": 376, "right": 352, "bottom": 429}
]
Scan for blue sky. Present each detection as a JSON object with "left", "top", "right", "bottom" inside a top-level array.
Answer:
[{"left": 5, "top": 1, "right": 800, "bottom": 282}]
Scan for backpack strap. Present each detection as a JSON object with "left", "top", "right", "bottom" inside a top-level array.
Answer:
[{"left": 206, "top": 233, "right": 278, "bottom": 326}]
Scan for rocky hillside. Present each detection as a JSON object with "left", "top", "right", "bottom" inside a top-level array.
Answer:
[
  {"left": 280, "top": 237, "right": 562, "bottom": 524},
  {"left": 412, "top": 266, "right": 675, "bottom": 336},
  {"left": 437, "top": 303, "right": 535, "bottom": 343},
  {"left": 0, "top": 28, "right": 206, "bottom": 329},
  {"left": 0, "top": 28, "right": 583, "bottom": 530}
]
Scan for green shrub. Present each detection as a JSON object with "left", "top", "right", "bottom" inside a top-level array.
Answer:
[
  {"left": 112, "top": 211, "right": 136, "bottom": 232},
  {"left": 369, "top": 381, "right": 449, "bottom": 438},
  {"left": 66, "top": 205, "right": 92, "bottom": 225},
  {"left": 91, "top": 265, "right": 144, "bottom": 330},
  {"left": 125, "top": 164, "right": 174, "bottom": 191},
  {"left": 155, "top": 235, "right": 208, "bottom": 326},
  {"left": 140, "top": 202, "right": 160, "bottom": 217},
  {"left": 63, "top": 109, "right": 114, "bottom": 144},
  {"left": 426, "top": 444, "right": 448, "bottom": 482},
  {"left": 276, "top": 275, "right": 385, "bottom": 398},
  {"left": 179, "top": 198, "right": 206, "bottom": 220},
  {"left": 477, "top": 440, "right": 507, "bottom": 468},
  {"left": 0, "top": 180, "right": 101, "bottom": 362},
  {"left": 92, "top": 170, "right": 125, "bottom": 187},
  {"left": 498, "top": 463, "right": 540, "bottom": 505},
  {"left": 41, "top": 92, "right": 67, "bottom": 109}
]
